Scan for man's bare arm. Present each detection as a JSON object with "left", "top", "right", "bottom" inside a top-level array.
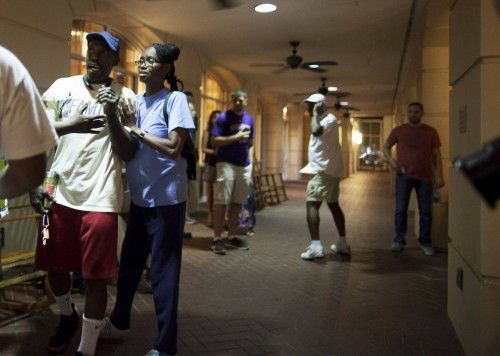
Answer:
[{"left": 0, "top": 154, "right": 46, "bottom": 199}]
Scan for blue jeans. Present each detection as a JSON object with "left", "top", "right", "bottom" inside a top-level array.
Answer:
[{"left": 394, "top": 173, "right": 433, "bottom": 246}]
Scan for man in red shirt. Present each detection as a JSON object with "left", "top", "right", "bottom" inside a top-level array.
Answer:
[{"left": 383, "top": 102, "right": 444, "bottom": 255}]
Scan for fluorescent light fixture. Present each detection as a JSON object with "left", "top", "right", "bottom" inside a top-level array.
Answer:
[
  {"left": 308, "top": 64, "right": 319, "bottom": 68},
  {"left": 340, "top": 100, "right": 349, "bottom": 106},
  {"left": 254, "top": 3, "right": 277, "bottom": 13},
  {"left": 328, "top": 86, "right": 338, "bottom": 92}
]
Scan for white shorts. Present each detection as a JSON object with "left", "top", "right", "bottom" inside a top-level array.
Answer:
[{"left": 214, "top": 162, "right": 252, "bottom": 205}]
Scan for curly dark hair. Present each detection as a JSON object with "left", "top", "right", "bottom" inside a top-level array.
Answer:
[{"left": 152, "top": 43, "right": 183, "bottom": 91}]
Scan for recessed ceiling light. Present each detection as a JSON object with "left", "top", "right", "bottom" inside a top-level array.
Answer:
[
  {"left": 254, "top": 3, "right": 277, "bottom": 13},
  {"left": 340, "top": 101, "right": 349, "bottom": 106},
  {"left": 308, "top": 64, "right": 319, "bottom": 68},
  {"left": 328, "top": 86, "right": 338, "bottom": 92}
]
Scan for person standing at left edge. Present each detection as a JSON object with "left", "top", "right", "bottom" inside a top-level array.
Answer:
[
  {"left": 30, "top": 32, "right": 136, "bottom": 356},
  {"left": 0, "top": 45, "right": 58, "bottom": 199}
]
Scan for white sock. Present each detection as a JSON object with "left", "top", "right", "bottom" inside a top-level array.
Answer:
[
  {"left": 77, "top": 314, "right": 104, "bottom": 356},
  {"left": 54, "top": 291, "right": 72, "bottom": 316},
  {"left": 311, "top": 240, "right": 322, "bottom": 249}
]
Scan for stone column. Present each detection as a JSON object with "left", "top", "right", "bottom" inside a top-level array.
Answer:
[
  {"left": 415, "top": 0, "right": 450, "bottom": 251},
  {"left": 448, "top": 0, "right": 500, "bottom": 353}
]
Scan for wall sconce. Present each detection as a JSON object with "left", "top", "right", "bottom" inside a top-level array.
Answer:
[
  {"left": 282, "top": 106, "right": 288, "bottom": 122},
  {"left": 352, "top": 130, "right": 363, "bottom": 145}
]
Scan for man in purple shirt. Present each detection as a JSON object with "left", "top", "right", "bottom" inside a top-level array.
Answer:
[{"left": 211, "top": 90, "right": 254, "bottom": 254}]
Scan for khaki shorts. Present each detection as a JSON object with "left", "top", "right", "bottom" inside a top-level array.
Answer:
[
  {"left": 214, "top": 162, "right": 252, "bottom": 205},
  {"left": 306, "top": 173, "right": 341, "bottom": 202}
]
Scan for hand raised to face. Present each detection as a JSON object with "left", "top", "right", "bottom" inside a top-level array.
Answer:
[{"left": 313, "top": 101, "right": 327, "bottom": 116}]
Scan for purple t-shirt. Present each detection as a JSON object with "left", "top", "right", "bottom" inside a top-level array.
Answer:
[{"left": 212, "top": 110, "right": 254, "bottom": 167}]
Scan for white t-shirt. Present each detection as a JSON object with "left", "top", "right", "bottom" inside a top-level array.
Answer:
[
  {"left": 42, "top": 75, "right": 135, "bottom": 213},
  {"left": 300, "top": 113, "right": 344, "bottom": 177},
  {"left": 0, "top": 46, "right": 58, "bottom": 160}
]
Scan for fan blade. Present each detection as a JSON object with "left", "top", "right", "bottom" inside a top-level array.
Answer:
[
  {"left": 293, "top": 92, "right": 314, "bottom": 97},
  {"left": 301, "top": 66, "right": 327, "bottom": 73},
  {"left": 329, "top": 104, "right": 360, "bottom": 111},
  {"left": 211, "top": 0, "right": 240, "bottom": 10},
  {"left": 301, "top": 61, "right": 338, "bottom": 67},
  {"left": 272, "top": 66, "right": 290, "bottom": 74},
  {"left": 327, "top": 105, "right": 348, "bottom": 111},
  {"left": 249, "top": 63, "right": 286, "bottom": 67},
  {"left": 328, "top": 91, "right": 351, "bottom": 98}
]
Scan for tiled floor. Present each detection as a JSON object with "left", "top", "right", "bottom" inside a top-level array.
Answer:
[{"left": 0, "top": 171, "right": 464, "bottom": 355}]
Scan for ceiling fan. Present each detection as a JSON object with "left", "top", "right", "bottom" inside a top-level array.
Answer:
[
  {"left": 328, "top": 92, "right": 360, "bottom": 112},
  {"left": 210, "top": 0, "right": 240, "bottom": 10},
  {"left": 143, "top": 0, "right": 240, "bottom": 10},
  {"left": 250, "top": 41, "right": 338, "bottom": 73},
  {"left": 293, "top": 77, "right": 350, "bottom": 97}
]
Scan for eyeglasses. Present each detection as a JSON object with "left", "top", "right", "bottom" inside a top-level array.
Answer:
[{"left": 134, "top": 57, "right": 161, "bottom": 66}]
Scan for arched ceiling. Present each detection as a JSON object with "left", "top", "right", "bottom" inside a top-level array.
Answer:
[{"left": 104, "top": 0, "right": 414, "bottom": 116}]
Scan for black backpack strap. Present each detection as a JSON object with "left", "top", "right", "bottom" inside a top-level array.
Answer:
[{"left": 161, "top": 90, "right": 197, "bottom": 180}]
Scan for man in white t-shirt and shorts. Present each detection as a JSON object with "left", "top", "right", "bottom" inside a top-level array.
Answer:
[
  {"left": 30, "top": 32, "right": 136, "bottom": 356},
  {"left": 299, "top": 93, "right": 350, "bottom": 260},
  {"left": 0, "top": 46, "right": 58, "bottom": 198}
]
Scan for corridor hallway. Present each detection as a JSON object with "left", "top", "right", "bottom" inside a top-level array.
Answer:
[{"left": 1, "top": 171, "right": 464, "bottom": 355}]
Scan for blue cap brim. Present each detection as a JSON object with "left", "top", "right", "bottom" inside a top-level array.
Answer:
[{"left": 86, "top": 32, "right": 120, "bottom": 53}]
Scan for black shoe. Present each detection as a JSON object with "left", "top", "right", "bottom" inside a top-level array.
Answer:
[
  {"left": 226, "top": 236, "right": 249, "bottom": 250},
  {"left": 211, "top": 239, "right": 226, "bottom": 255},
  {"left": 48, "top": 304, "right": 80, "bottom": 354}
]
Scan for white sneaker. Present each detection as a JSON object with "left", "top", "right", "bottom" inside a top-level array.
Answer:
[
  {"left": 391, "top": 242, "right": 404, "bottom": 252},
  {"left": 100, "top": 317, "right": 130, "bottom": 339},
  {"left": 420, "top": 245, "right": 436, "bottom": 256},
  {"left": 185, "top": 214, "right": 196, "bottom": 225},
  {"left": 330, "top": 241, "right": 351, "bottom": 255},
  {"left": 300, "top": 245, "right": 324, "bottom": 260}
]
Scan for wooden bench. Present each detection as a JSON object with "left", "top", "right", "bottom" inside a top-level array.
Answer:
[
  {"left": 253, "top": 172, "right": 288, "bottom": 209},
  {"left": 271, "top": 173, "right": 288, "bottom": 203},
  {"left": 251, "top": 159, "right": 287, "bottom": 209},
  {"left": 0, "top": 213, "right": 54, "bottom": 326}
]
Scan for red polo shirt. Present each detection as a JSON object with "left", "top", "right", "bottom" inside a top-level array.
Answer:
[{"left": 386, "top": 123, "right": 441, "bottom": 181}]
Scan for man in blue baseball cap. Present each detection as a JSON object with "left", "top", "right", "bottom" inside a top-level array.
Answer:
[{"left": 30, "top": 31, "right": 136, "bottom": 356}]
